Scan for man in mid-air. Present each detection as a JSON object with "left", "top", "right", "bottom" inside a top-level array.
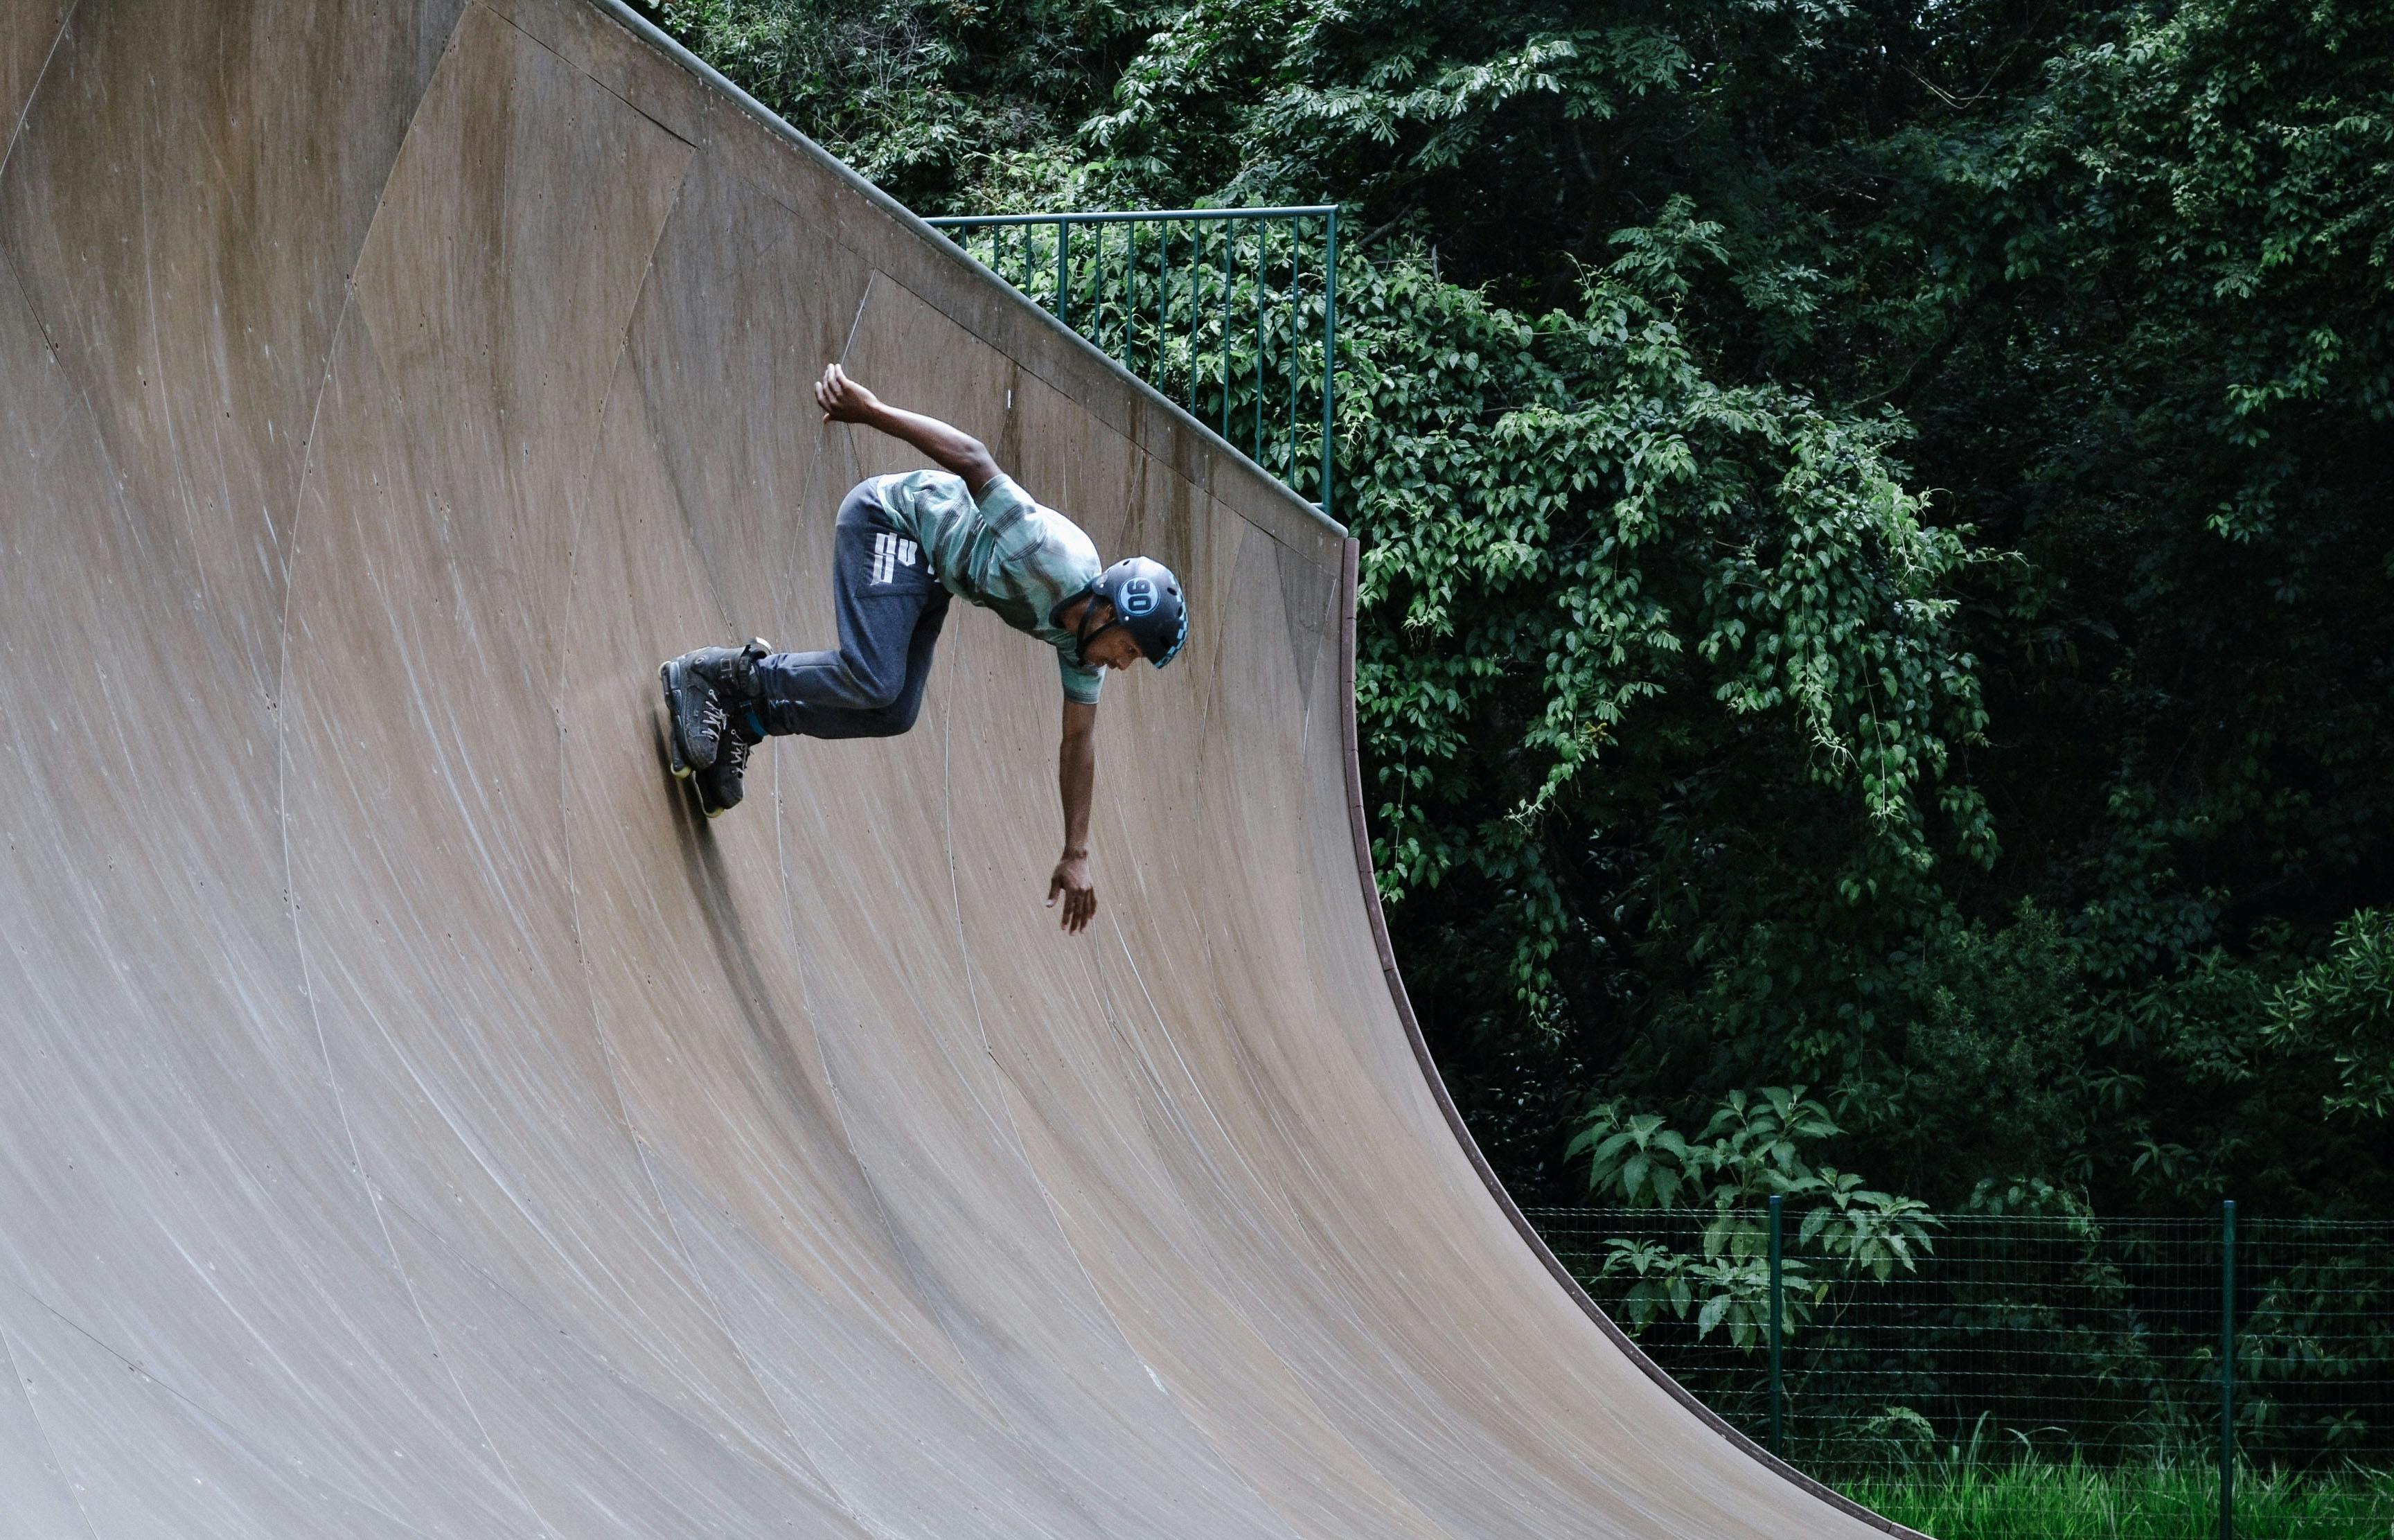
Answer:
[{"left": 661, "top": 364, "right": 1187, "bottom": 934}]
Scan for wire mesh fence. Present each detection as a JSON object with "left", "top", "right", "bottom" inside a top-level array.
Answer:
[
  {"left": 1526, "top": 1206, "right": 2394, "bottom": 1538},
  {"left": 925, "top": 208, "right": 1337, "bottom": 520}
]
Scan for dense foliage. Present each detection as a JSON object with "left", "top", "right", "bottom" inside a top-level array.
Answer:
[{"left": 642, "top": 0, "right": 2394, "bottom": 1219}]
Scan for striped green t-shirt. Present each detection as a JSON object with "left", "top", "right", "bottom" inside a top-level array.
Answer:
[{"left": 872, "top": 470, "right": 1106, "bottom": 704}]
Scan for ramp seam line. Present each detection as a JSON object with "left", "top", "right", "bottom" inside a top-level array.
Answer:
[
  {"left": 1175, "top": 533, "right": 1381, "bottom": 1304},
  {"left": 840, "top": 269, "right": 875, "bottom": 361},
  {"left": 756, "top": 404, "right": 1138, "bottom": 1533},
  {"left": 0, "top": 18, "right": 540, "bottom": 1528},
  {"left": 0, "top": 239, "right": 161, "bottom": 594},
  {"left": 756, "top": 408, "right": 996, "bottom": 1413},
  {"left": 772, "top": 391, "right": 1005, "bottom": 1407},
  {"left": 0, "top": 0, "right": 79, "bottom": 189},
  {"left": 267, "top": 11, "right": 561, "bottom": 1533},
  {"left": 0, "top": 1313, "right": 103, "bottom": 1540},
  {"left": 5, "top": 1287, "right": 447, "bottom": 1540},
  {"left": 775, "top": 281, "right": 1137, "bottom": 1526},
  {"left": 930, "top": 587, "right": 1311, "bottom": 1540},
  {"left": 543, "top": 154, "right": 874, "bottom": 1530},
  {"left": 0, "top": 95, "right": 528, "bottom": 1540}
]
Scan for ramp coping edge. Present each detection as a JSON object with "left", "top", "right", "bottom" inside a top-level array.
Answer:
[{"left": 583, "top": 0, "right": 1346, "bottom": 550}]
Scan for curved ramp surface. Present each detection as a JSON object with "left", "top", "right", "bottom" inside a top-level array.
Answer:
[{"left": 0, "top": 3, "right": 1911, "bottom": 1535}]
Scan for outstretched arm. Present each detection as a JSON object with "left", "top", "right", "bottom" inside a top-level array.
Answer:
[
  {"left": 815, "top": 363, "right": 1002, "bottom": 493},
  {"left": 1047, "top": 700, "right": 1099, "bottom": 934}
]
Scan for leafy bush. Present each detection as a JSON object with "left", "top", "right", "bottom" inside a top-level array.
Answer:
[
  {"left": 1567, "top": 1087, "right": 1934, "bottom": 1345},
  {"left": 2265, "top": 910, "right": 2394, "bottom": 1122}
]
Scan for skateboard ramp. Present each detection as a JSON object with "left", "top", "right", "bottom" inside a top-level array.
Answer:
[{"left": 0, "top": 2, "right": 1910, "bottom": 1534}]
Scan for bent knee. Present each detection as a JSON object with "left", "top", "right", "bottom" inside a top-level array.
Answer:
[
  {"left": 850, "top": 693, "right": 924, "bottom": 738},
  {"left": 826, "top": 660, "right": 906, "bottom": 714}
]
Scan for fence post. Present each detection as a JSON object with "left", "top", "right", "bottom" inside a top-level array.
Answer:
[
  {"left": 2220, "top": 1198, "right": 2236, "bottom": 1540},
  {"left": 1768, "top": 1193, "right": 1784, "bottom": 1457}
]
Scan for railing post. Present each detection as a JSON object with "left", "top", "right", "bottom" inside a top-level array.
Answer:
[
  {"left": 2221, "top": 1198, "right": 2236, "bottom": 1540},
  {"left": 1182, "top": 224, "right": 1197, "bottom": 414},
  {"left": 1252, "top": 227, "right": 1266, "bottom": 460},
  {"left": 1217, "top": 223, "right": 1232, "bottom": 438},
  {"left": 1055, "top": 219, "right": 1070, "bottom": 329},
  {"left": 1286, "top": 231, "right": 1301, "bottom": 478},
  {"left": 1768, "top": 1193, "right": 1784, "bottom": 1458},
  {"left": 1320, "top": 206, "right": 1337, "bottom": 524}
]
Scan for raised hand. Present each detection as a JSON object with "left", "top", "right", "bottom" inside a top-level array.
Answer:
[{"left": 814, "top": 362, "right": 880, "bottom": 424}]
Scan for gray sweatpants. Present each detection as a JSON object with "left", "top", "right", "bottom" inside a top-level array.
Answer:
[{"left": 755, "top": 480, "right": 951, "bottom": 740}]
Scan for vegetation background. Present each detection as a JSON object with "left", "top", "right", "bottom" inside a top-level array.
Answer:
[{"left": 632, "top": 0, "right": 2393, "bottom": 1227}]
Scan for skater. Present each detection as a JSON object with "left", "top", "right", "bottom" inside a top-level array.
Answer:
[{"left": 662, "top": 364, "right": 1187, "bottom": 935}]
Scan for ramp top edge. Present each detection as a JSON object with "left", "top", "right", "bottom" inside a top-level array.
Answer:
[{"left": 580, "top": 0, "right": 1347, "bottom": 548}]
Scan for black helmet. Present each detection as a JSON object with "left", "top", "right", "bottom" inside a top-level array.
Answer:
[{"left": 1077, "top": 557, "right": 1187, "bottom": 667}]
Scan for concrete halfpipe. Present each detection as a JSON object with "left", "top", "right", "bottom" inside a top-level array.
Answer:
[{"left": 0, "top": 1, "right": 1915, "bottom": 1534}]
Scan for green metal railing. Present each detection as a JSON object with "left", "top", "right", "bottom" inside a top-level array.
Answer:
[
  {"left": 1530, "top": 1205, "right": 2394, "bottom": 1539},
  {"left": 926, "top": 206, "right": 1338, "bottom": 524}
]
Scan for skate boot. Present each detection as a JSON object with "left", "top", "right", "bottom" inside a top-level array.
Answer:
[
  {"left": 659, "top": 638, "right": 770, "bottom": 778},
  {"left": 693, "top": 709, "right": 763, "bottom": 818}
]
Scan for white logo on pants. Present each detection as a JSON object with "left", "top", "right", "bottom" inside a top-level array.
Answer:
[{"left": 871, "top": 533, "right": 918, "bottom": 586}]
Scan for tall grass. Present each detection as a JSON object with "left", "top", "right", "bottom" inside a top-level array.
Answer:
[{"left": 1832, "top": 1455, "right": 2394, "bottom": 1539}]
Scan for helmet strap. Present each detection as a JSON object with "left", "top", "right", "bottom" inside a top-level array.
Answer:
[{"left": 1070, "top": 592, "right": 1112, "bottom": 666}]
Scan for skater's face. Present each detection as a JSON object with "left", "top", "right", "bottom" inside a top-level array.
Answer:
[
  {"left": 1064, "top": 595, "right": 1150, "bottom": 671},
  {"left": 1082, "top": 614, "right": 1145, "bottom": 671}
]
